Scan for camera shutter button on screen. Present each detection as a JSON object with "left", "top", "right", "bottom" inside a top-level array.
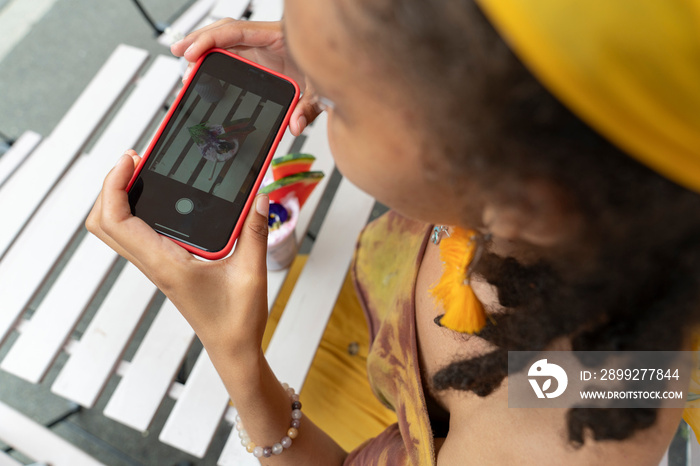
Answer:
[{"left": 175, "top": 198, "right": 194, "bottom": 215}]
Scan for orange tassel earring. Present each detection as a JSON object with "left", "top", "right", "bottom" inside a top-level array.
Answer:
[{"left": 430, "top": 226, "right": 489, "bottom": 334}]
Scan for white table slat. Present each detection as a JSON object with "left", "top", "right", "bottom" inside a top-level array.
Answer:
[
  {"left": 51, "top": 263, "right": 157, "bottom": 408},
  {"left": 0, "top": 54, "right": 180, "bottom": 348},
  {"left": 0, "top": 45, "right": 147, "bottom": 257},
  {"left": 266, "top": 115, "right": 336, "bottom": 308},
  {"left": 0, "top": 451, "right": 21, "bottom": 466},
  {"left": 0, "top": 131, "right": 41, "bottom": 188},
  {"left": 158, "top": 0, "right": 218, "bottom": 46},
  {"left": 249, "top": 0, "right": 284, "bottom": 21},
  {"left": 265, "top": 176, "right": 374, "bottom": 389},
  {"left": 0, "top": 401, "right": 105, "bottom": 466},
  {"left": 1, "top": 235, "right": 116, "bottom": 383},
  {"left": 209, "top": 0, "right": 251, "bottom": 20},
  {"left": 104, "top": 299, "right": 195, "bottom": 431},
  {"left": 291, "top": 118, "right": 335, "bottom": 247},
  {"left": 159, "top": 349, "right": 230, "bottom": 458},
  {"left": 690, "top": 431, "right": 700, "bottom": 465}
]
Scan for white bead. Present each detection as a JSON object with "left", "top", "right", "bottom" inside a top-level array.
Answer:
[
  {"left": 282, "top": 382, "right": 289, "bottom": 390},
  {"left": 291, "top": 409, "right": 302, "bottom": 420},
  {"left": 292, "top": 394, "right": 300, "bottom": 402},
  {"left": 235, "top": 414, "right": 241, "bottom": 423},
  {"left": 281, "top": 436, "right": 292, "bottom": 448},
  {"left": 235, "top": 422, "right": 244, "bottom": 431},
  {"left": 286, "top": 387, "right": 295, "bottom": 397},
  {"left": 253, "top": 446, "right": 264, "bottom": 458},
  {"left": 272, "top": 443, "right": 283, "bottom": 455},
  {"left": 241, "top": 438, "right": 250, "bottom": 447},
  {"left": 238, "top": 430, "right": 248, "bottom": 439}
]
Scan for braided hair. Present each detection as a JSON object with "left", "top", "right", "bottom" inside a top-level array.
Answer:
[{"left": 344, "top": 0, "right": 700, "bottom": 444}]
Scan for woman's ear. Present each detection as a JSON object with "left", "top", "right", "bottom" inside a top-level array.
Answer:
[{"left": 482, "top": 180, "right": 582, "bottom": 247}]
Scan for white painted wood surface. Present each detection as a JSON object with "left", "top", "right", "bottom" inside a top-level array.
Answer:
[
  {"left": 0, "top": 53, "right": 180, "bottom": 382},
  {"left": 1, "top": 235, "right": 117, "bottom": 383},
  {"left": 690, "top": 431, "right": 700, "bottom": 465},
  {"left": 51, "top": 263, "right": 157, "bottom": 407},
  {"left": 0, "top": 131, "right": 41, "bottom": 188},
  {"left": 158, "top": 0, "right": 218, "bottom": 45},
  {"left": 0, "top": 401, "right": 105, "bottom": 466},
  {"left": 0, "top": 54, "right": 180, "bottom": 348},
  {"left": 248, "top": 0, "right": 284, "bottom": 21},
  {"left": 0, "top": 45, "right": 147, "bottom": 257},
  {"left": 159, "top": 349, "right": 230, "bottom": 458},
  {"left": 103, "top": 300, "right": 195, "bottom": 431},
  {"left": 210, "top": 0, "right": 251, "bottom": 20},
  {"left": 0, "top": 451, "right": 21, "bottom": 466}
]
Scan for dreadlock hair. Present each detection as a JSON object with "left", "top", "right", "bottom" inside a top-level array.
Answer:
[{"left": 343, "top": 0, "right": 700, "bottom": 445}]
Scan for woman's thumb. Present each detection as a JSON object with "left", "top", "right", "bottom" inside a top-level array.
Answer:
[
  {"left": 231, "top": 194, "right": 270, "bottom": 272},
  {"left": 108, "top": 152, "right": 137, "bottom": 188},
  {"left": 100, "top": 152, "right": 139, "bottom": 218}
]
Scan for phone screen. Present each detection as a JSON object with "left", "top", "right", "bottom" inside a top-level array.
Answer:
[{"left": 128, "top": 52, "right": 297, "bottom": 254}]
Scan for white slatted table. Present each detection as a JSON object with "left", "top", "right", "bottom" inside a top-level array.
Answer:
[
  {"left": 0, "top": 1, "right": 378, "bottom": 464},
  {"left": 0, "top": 131, "right": 41, "bottom": 188},
  {"left": 0, "top": 401, "right": 104, "bottom": 466}
]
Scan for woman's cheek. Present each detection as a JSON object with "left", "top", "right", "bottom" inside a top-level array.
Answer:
[
  {"left": 326, "top": 119, "right": 356, "bottom": 180},
  {"left": 326, "top": 118, "right": 377, "bottom": 193}
]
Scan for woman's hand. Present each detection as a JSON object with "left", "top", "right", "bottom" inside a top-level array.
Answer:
[
  {"left": 171, "top": 19, "right": 321, "bottom": 137},
  {"left": 85, "top": 150, "right": 270, "bottom": 358}
]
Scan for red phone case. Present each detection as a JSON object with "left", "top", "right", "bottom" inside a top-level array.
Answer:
[{"left": 126, "top": 48, "right": 300, "bottom": 260}]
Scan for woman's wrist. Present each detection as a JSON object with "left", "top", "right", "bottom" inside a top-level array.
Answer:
[{"left": 203, "top": 336, "right": 265, "bottom": 381}]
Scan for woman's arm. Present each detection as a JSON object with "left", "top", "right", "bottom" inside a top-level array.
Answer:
[
  {"left": 212, "top": 345, "right": 347, "bottom": 464},
  {"left": 87, "top": 151, "right": 346, "bottom": 464}
]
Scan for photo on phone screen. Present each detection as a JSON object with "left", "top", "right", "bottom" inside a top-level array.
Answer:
[{"left": 128, "top": 51, "right": 298, "bottom": 257}]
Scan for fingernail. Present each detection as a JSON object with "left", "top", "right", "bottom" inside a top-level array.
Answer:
[
  {"left": 185, "top": 42, "right": 196, "bottom": 56},
  {"left": 182, "top": 64, "right": 193, "bottom": 83},
  {"left": 256, "top": 194, "right": 269, "bottom": 216},
  {"left": 114, "top": 153, "right": 128, "bottom": 168},
  {"left": 297, "top": 115, "right": 307, "bottom": 131}
]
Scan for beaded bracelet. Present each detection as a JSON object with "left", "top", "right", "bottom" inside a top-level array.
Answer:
[{"left": 235, "top": 383, "right": 302, "bottom": 458}]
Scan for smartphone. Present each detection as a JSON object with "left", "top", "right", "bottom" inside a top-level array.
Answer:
[{"left": 127, "top": 48, "right": 300, "bottom": 260}]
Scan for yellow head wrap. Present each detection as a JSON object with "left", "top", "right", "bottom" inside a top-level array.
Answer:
[
  {"left": 477, "top": 0, "right": 700, "bottom": 193},
  {"left": 476, "top": 0, "right": 700, "bottom": 443}
]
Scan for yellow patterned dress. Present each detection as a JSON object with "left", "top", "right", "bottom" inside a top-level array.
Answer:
[{"left": 344, "top": 211, "right": 435, "bottom": 465}]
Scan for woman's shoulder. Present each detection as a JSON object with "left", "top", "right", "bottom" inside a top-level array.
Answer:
[{"left": 440, "top": 401, "right": 683, "bottom": 465}]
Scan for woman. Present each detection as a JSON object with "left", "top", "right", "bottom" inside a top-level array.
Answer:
[{"left": 87, "top": 0, "right": 700, "bottom": 464}]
